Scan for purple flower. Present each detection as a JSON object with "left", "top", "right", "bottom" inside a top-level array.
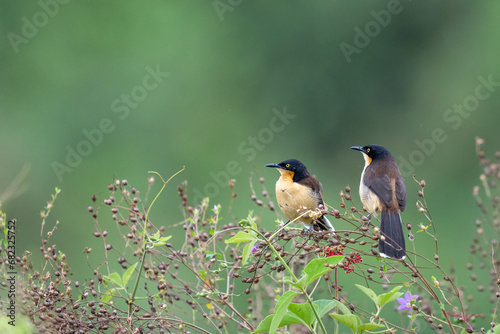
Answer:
[
  {"left": 397, "top": 292, "right": 419, "bottom": 310},
  {"left": 251, "top": 245, "right": 259, "bottom": 253}
]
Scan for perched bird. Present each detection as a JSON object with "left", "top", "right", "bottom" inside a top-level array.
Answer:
[
  {"left": 265, "top": 159, "right": 334, "bottom": 231},
  {"left": 351, "top": 145, "right": 407, "bottom": 260}
]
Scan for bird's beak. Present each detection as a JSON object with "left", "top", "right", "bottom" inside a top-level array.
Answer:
[
  {"left": 265, "top": 163, "right": 281, "bottom": 169},
  {"left": 350, "top": 146, "right": 365, "bottom": 153}
]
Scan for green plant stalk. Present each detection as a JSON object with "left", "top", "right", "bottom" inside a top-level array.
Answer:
[
  {"left": 411, "top": 265, "right": 456, "bottom": 334},
  {"left": 252, "top": 228, "right": 328, "bottom": 334},
  {"left": 128, "top": 167, "right": 185, "bottom": 314},
  {"left": 266, "top": 212, "right": 309, "bottom": 244},
  {"left": 40, "top": 187, "right": 61, "bottom": 238}
]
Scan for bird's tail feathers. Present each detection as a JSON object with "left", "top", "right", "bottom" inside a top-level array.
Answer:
[
  {"left": 379, "top": 210, "right": 405, "bottom": 260},
  {"left": 315, "top": 215, "right": 335, "bottom": 232}
]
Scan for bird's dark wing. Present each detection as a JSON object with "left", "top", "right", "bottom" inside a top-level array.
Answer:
[
  {"left": 297, "top": 176, "right": 324, "bottom": 206},
  {"left": 364, "top": 171, "right": 393, "bottom": 208},
  {"left": 395, "top": 177, "right": 406, "bottom": 212}
]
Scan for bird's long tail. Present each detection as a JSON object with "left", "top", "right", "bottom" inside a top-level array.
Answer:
[
  {"left": 316, "top": 215, "right": 335, "bottom": 231},
  {"left": 379, "top": 210, "right": 406, "bottom": 260}
]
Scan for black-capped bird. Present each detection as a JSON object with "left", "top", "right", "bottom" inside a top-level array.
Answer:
[
  {"left": 265, "top": 159, "right": 334, "bottom": 231},
  {"left": 351, "top": 145, "right": 407, "bottom": 260}
]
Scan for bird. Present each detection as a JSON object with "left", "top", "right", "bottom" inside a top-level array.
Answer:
[
  {"left": 351, "top": 145, "right": 407, "bottom": 260},
  {"left": 265, "top": 159, "right": 334, "bottom": 232}
]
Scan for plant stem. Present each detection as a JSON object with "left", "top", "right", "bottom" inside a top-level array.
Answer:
[
  {"left": 128, "top": 167, "right": 185, "bottom": 314},
  {"left": 252, "top": 228, "right": 327, "bottom": 334},
  {"left": 128, "top": 249, "right": 147, "bottom": 314},
  {"left": 409, "top": 263, "right": 456, "bottom": 334}
]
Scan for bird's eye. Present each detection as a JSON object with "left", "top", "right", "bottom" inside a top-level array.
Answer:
[
  {"left": 286, "top": 163, "right": 290, "bottom": 168},
  {"left": 366, "top": 148, "right": 371, "bottom": 153}
]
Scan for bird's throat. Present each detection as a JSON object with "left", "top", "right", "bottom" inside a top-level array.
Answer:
[
  {"left": 362, "top": 153, "right": 372, "bottom": 168},
  {"left": 278, "top": 169, "right": 295, "bottom": 181}
]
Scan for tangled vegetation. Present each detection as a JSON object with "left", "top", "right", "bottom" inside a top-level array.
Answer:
[{"left": 1, "top": 138, "right": 500, "bottom": 333}]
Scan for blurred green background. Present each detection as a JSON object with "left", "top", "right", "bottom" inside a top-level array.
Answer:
[{"left": 1, "top": 0, "right": 500, "bottom": 327}]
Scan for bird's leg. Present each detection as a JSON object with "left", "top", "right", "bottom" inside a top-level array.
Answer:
[
  {"left": 305, "top": 225, "right": 315, "bottom": 233},
  {"left": 302, "top": 223, "right": 319, "bottom": 235}
]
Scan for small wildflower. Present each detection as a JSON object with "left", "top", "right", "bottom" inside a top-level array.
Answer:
[
  {"left": 418, "top": 224, "right": 429, "bottom": 232},
  {"left": 432, "top": 276, "right": 439, "bottom": 287},
  {"left": 397, "top": 292, "right": 419, "bottom": 310},
  {"left": 326, "top": 246, "right": 344, "bottom": 257},
  {"left": 326, "top": 247, "right": 362, "bottom": 273},
  {"left": 251, "top": 245, "right": 259, "bottom": 253},
  {"left": 344, "top": 253, "right": 363, "bottom": 273}
]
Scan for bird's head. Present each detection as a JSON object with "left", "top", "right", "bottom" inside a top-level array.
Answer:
[
  {"left": 351, "top": 145, "right": 392, "bottom": 166},
  {"left": 265, "top": 159, "right": 309, "bottom": 182}
]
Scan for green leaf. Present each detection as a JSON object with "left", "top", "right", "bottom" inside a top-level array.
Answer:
[
  {"left": 241, "top": 240, "right": 256, "bottom": 266},
  {"left": 487, "top": 324, "right": 500, "bottom": 334},
  {"left": 288, "top": 302, "right": 314, "bottom": 326},
  {"left": 355, "top": 284, "right": 379, "bottom": 308},
  {"left": 225, "top": 231, "right": 256, "bottom": 244},
  {"left": 270, "top": 290, "right": 300, "bottom": 334},
  {"left": 280, "top": 312, "right": 309, "bottom": 328},
  {"left": 105, "top": 272, "right": 123, "bottom": 287},
  {"left": 196, "top": 269, "right": 207, "bottom": 281},
  {"left": 155, "top": 236, "right": 171, "bottom": 247},
  {"left": 247, "top": 213, "right": 258, "bottom": 231},
  {"left": 330, "top": 313, "right": 361, "bottom": 333},
  {"left": 328, "top": 299, "right": 352, "bottom": 315},
  {"left": 238, "top": 212, "right": 258, "bottom": 231},
  {"left": 303, "top": 256, "right": 344, "bottom": 287},
  {"left": 205, "top": 252, "right": 214, "bottom": 261},
  {"left": 378, "top": 285, "right": 404, "bottom": 308},
  {"left": 122, "top": 262, "right": 138, "bottom": 287},
  {"left": 290, "top": 274, "right": 308, "bottom": 290},
  {"left": 253, "top": 314, "right": 275, "bottom": 333},
  {"left": 359, "top": 322, "right": 385, "bottom": 332},
  {"left": 101, "top": 287, "right": 117, "bottom": 303},
  {"left": 314, "top": 299, "right": 342, "bottom": 318},
  {"left": 253, "top": 312, "right": 309, "bottom": 333}
]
